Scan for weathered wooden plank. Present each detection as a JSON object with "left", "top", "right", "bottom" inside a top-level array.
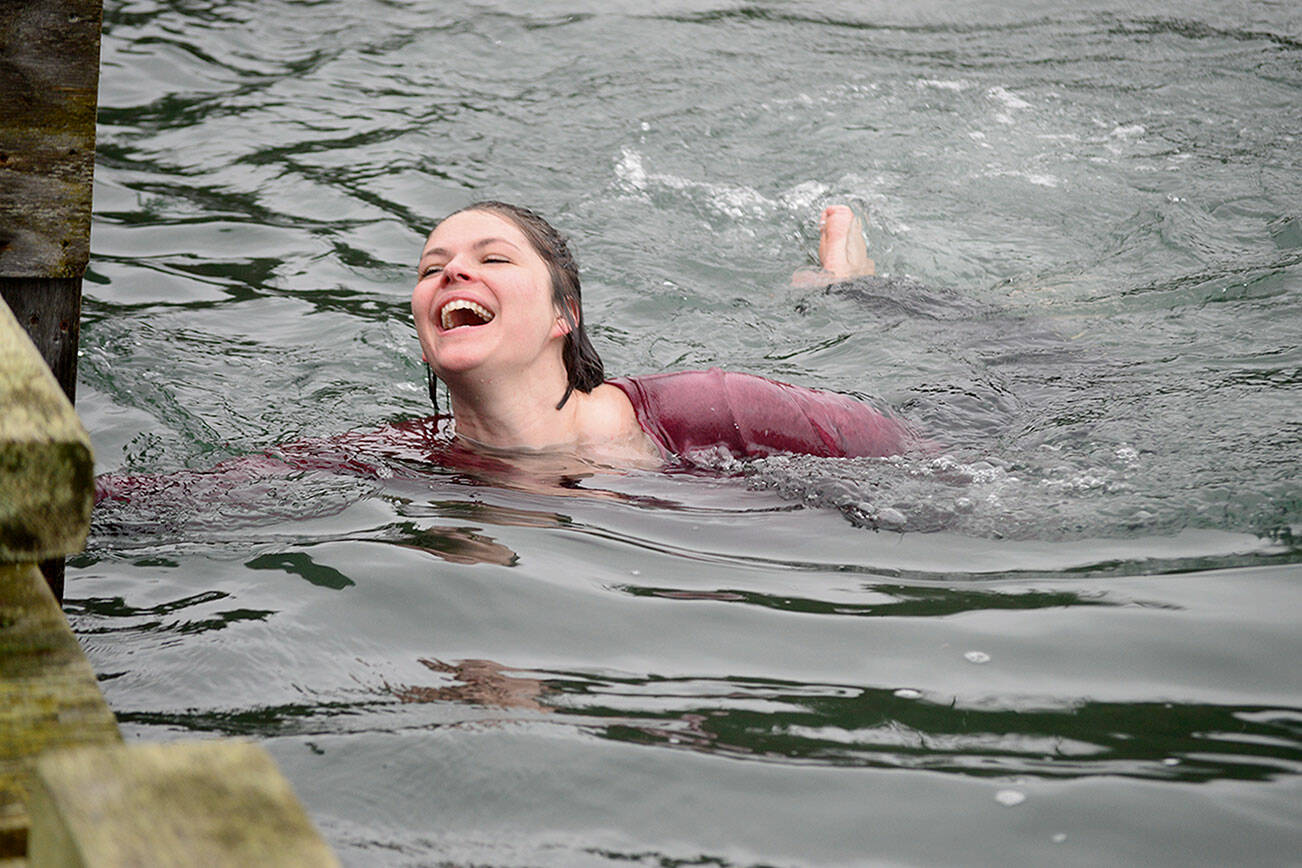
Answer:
[
  {"left": 0, "top": 562, "right": 121, "bottom": 860},
  {"left": 0, "top": 0, "right": 103, "bottom": 278},
  {"left": 28, "top": 741, "right": 341, "bottom": 867},
  {"left": 0, "top": 296, "right": 93, "bottom": 567},
  {"left": 0, "top": 280, "right": 81, "bottom": 405}
]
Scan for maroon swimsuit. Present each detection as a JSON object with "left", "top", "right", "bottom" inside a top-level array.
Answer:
[
  {"left": 95, "top": 370, "right": 913, "bottom": 504},
  {"left": 608, "top": 368, "right": 913, "bottom": 460}
]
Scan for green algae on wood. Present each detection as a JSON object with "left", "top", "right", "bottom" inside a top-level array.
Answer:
[
  {"left": 0, "top": 298, "right": 92, "bottom": 564},
  {"left": 0, "top": 0, "right": 104, "bottom": 278},
  {"left": 28, "top": 741, "right": 341, "bottom": 867},
  {"left": 0, "top": 562, "right": 121, "bottom": 859}
]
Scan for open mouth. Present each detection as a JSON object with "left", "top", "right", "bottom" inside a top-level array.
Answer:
[{"left": 439, "top": 299, "right": 495, "bottom": 330}]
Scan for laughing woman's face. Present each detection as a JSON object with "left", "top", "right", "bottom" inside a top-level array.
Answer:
[{"left": 412, "top": 209, "right": 568, "bottom": 383}]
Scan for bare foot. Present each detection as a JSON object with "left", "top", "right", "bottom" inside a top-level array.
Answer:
[{"left": 792, "top": 205, "right": 876, "bottom": 286}]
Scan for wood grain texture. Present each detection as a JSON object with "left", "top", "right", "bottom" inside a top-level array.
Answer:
[
  {"left": 0, "top": 296, "right": 92, "bottom": 563},
  {"left": 0, "top": 279, "right": 81, "bottom": 404},
  {"left": 29, "top": 742, "right": 341, "bottom": 867},
  {"left": 0, "top": 562, "right": 121, "bottom": 860},
  {"left": 0, "top": 0, "right": 103, "bottom": 278}
]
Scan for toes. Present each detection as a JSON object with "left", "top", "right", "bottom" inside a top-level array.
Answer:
[
  {"left": 820, "top": 205, "right": 855, "bottom": 242},
  {"left": 819, "top": 206, "right": 856, "bottom": 273}
]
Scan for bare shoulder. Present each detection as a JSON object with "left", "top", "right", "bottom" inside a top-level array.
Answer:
[
  {"left": 580, "top": 383, "right": 642, "bottom": 439},
  {"left": 576, "top": 383, "right": 659, "bottom": 463}
]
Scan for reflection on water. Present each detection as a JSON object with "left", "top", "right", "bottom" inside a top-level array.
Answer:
[
  {"left": 74, "top": 0, "right": 1302, "bottom": 864},
  {"left": 376, "top": 524, "right": 519, "bottom": 566},
  {"left": 617, "top": 581, "right": 1122, "bottom": 618},
  {"left": 563, "top": 675, "right": 1301, "bottom": 785},
  {"left": 247, "top": 552, "right": 356, "bottom": 588},
  {"left": 393, "top": 659, "right": 548, "bottom": 711},
  {"left": 115, "top": 655, "right": 1301, "bottom": 786},
  {"left": 68, "top": 590, "right": 273, "bottom": 636}
]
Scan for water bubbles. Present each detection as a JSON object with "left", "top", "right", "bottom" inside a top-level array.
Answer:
[
  {"left": 986, "top": 86, "right": 1032, "bottom": 110},
  {"left": 917, "top": 78, "right": 974, "bottom": 92},
  {"left": 777, "top": 180, "right": 830, "bottom": 212},
  {"left": 876, "top": 507, "right": 906, "bottom": 529},
  {"left": 964, "top": 651, "right": 991, "bottom": 664},
  {"left": 614, "top": 148, "right": 648, "bottom": 191},
  {"left": 994, "top": 789, "right": 1026, "bottom": 807},
  {"left": 1071, "top": 473, "right": 1104, "bottom": 491}
]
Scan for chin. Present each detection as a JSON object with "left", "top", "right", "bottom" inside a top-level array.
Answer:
[
  {"left": 428, "top": 345, "right": 495, "bottom": 378},
  {"left": 429, "top": 358, "right": 484, "bottom": 378}
]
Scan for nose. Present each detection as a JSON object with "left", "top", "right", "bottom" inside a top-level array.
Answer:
[{"left": 443, "top": 255, "right": 475, "bottom": 284}]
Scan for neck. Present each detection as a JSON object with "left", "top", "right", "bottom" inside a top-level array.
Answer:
[{"left": 444, "top": 364, "right": 584, "bottom": 451}]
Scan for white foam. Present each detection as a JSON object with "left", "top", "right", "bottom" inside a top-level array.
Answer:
[
  {"left": 987, "top": 86, "right": 1031, "bottom": 110},
  {"left": 917, "top": 78, "right": 974, "bottom": 92},
  {"left": 616, "top": 148, "right": 828, "bottom": 221},
  {"left": 984, "top": 169, "right": 1062, "bottom": 187},
  {"left": 1110, "top": 123, "right": 1146, "bottom": 139},
  {"left": 778, "top": 180, "right": 830, "bottom": 211},
  {"left": 994, "top": 789, "right": 1026, "bottom": 807},
  {"left": 615, "top": 148, "right": 648, "bottom": 190}
]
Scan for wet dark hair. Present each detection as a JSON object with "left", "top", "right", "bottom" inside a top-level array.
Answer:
[{"left": 425, "top": 200, "right": 605, "bottom": 412}]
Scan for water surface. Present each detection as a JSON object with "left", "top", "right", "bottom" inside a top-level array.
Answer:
[{"left": 74, "top": 1, "right": 1300, "bottom": 864}]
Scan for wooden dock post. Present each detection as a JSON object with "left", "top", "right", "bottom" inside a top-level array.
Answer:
[
  {"left": 0, "top": 562, "right": 121, "bottom": 860},
  {"left": 0, "top": 298, "right": 95, "bottom": 603},
  {"left": 0, "top": 0, "right": 104, "bottom": 600},
  {"left": 28, "top": 741, "right": 342, "bottom": 867},
  {"left": 2, "top": 12, "right": 341, "bottom": 862},
  {"left": 0, "top": 564, "right": 340, "bottom": 867},
  {"left": 0, "top": 0, "right": 102, "bottom": 398},
  {"left": 1, "top": 295, "right": 338, "bottom": 865},
  {"left": 1, "top": 276, "right": 103, "bottom": 859}
]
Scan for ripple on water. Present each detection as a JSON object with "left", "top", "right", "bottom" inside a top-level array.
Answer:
[{"left": 78, "top": 0, "right": 1302, "bottom": 865}]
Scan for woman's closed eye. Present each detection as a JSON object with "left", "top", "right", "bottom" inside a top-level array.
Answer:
[{"left": 419, "top": 253, "right": 511, "bottom": 278}]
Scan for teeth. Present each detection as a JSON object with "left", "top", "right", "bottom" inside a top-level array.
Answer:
[{"left": 439, "top": 299, "right": 493, "bottom": 330}]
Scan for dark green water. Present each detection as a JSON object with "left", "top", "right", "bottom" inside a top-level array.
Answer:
[{"left": 73, "top": 1, "right": 1300, "bottom": 864}]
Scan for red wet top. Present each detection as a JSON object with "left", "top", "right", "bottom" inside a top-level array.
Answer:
[
  {"left": 607, "top": 368, "right": 913, "bottom": 460},
  {"left": 94, "top": 371, "right": 915, "bottom": 504}
]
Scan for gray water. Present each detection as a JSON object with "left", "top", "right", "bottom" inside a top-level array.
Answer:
[{"left": 73, "top": 1, "right": 1300, "bottom": 865}]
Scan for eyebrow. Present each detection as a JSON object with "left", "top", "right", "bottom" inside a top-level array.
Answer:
[{"left": 420, "top": 237, "right": 523, "bottom": 261}]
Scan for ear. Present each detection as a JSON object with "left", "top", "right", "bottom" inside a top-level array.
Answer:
[{"left": 552, "top": 298, "right": 579, "bottom": 338}]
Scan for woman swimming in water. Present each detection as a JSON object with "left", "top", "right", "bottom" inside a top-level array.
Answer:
[
  {"left": 94, "top": 204, "right": 915, "bottom": 509},
  {"left": 414, "top": 202, "right": 915, "bottom": 465}
]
